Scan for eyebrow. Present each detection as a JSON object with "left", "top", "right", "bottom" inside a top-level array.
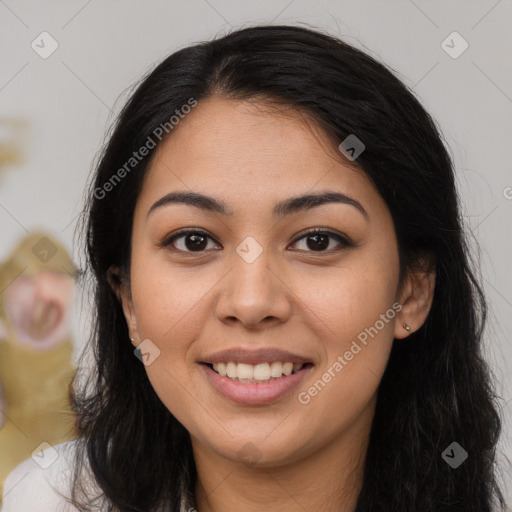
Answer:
[{"left": 147, "top": 190, "right": 369, "bottom": 221}]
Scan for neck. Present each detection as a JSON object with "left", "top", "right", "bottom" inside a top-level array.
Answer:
[{"left": 192, "top": 399, "right": 375, "bottom": 512}]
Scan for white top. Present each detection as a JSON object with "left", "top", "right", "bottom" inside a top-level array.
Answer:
[
  {"left": 2, "top": 440, "right": 81, "bottom": 511},
  {"left": 1, "top": 439, "right": 191, "bottom": 511}
]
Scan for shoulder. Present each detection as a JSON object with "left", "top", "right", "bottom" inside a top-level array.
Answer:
[{"left": 2, "top": 439, "right": 80, "bottom": 511}]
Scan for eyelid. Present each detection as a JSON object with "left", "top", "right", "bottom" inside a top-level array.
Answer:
[
  {"left": 161, "top": 227, "right": 352, "bottom": 254},
  {"left": 290, "top": 227, "right": 351, "bottom": 247},
  {"left": 160, "top": 228, "right": 220, "bottom": 254}
]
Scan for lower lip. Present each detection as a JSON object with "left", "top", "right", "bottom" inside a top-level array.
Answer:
[{"left": 200, "top": 364, "right": 313, "bottom": 405}]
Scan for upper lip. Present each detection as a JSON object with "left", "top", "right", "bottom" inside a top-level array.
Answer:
[{"left": 201, "top": 348, "right": 313, "bottom": 365}]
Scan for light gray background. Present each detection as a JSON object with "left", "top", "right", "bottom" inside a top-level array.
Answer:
[{"left": 1, "top": 0, "right": 511, "bottom": 504}]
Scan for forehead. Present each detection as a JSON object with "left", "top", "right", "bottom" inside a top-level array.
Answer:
[{"left": 139, "top": 96, "right": 383, "bottom": 217}]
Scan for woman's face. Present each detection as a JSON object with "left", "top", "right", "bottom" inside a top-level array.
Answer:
[{"left": 120, "top": 96, "right": 407, "bottom": 468}]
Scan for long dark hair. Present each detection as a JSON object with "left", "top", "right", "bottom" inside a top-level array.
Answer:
[{"left": 71, "top": 24, "right": 507, "bottom": 511}]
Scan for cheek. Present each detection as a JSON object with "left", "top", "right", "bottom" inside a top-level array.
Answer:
[
  {"left": 129, "top": 257, "right": 208, "bottom": 425},
  {"left": 294, "top": 247, "right": 399, "bottom": 402},
  {"left": 297, "top": 247, "right": 399, "bottom": 342},
  {"left": 130, "top": 252, "right": 215, "bottom": 347}
]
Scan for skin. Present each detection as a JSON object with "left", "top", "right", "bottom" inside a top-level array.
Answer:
[{"left": 115, "top": 96, "right": 436, "bottom": 511}]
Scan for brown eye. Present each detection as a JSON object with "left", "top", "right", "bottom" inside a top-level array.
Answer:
[
  {"left": 163, "top": 230, "right": 219, "bottom": 253},
  {"left": 162, "top": 228, "right": 351, "bottom": 255},
  {"left": 290, "top": 229, "right": 351, "bottom": 253}
]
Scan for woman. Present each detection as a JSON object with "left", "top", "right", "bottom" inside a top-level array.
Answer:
[{"left": 2, "top": 24, "right": 506, "bottom": 512}]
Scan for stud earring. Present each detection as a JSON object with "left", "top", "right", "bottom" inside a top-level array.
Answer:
[{"left": 403, "top": 323, "right": 411, "bottom": 333}]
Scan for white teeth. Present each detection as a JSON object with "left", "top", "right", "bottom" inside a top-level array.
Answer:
[
  {"left": 216, "top": 362, "right": 227, "bottom": 377},
  {"left": 226, "top": 362, "right": 237, "bottom": 378},
  {"left": 282, "top": 362, "right": 293, "bottom": 376},
  {"left": 253, "top": 363, "right": 271, "bottom": 380},
  {"left": 270, "top": 361, "right": 283, "bottom": 378},
  {"left": 237, "top": 363, "right": 253, "bottom": 380},
  {"left": 211, "top": 361, "right": 305, "bottom": 382}
]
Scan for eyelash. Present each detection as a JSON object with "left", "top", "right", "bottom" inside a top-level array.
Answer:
[{"left": 160, "top": 228, "right": 352, "bottom": 255}]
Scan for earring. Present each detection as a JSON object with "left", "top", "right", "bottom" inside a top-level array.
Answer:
[
  {"left": 130, "top": 337, "right": 135, "bottom": 344},
  {"left": 403, "top": 323, "right": 411, "bottom": 333}
]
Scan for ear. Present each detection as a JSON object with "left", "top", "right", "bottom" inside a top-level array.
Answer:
[
  {"left": 394, "top": 253, "right": 436, "bottom": 340},
  {"left": 107, "top": 265, "right": 139, "bottom": 344}
]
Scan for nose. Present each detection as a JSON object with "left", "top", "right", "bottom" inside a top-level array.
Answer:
[{"left": 215, "top": 249, "right": 292, "bottom": 330}]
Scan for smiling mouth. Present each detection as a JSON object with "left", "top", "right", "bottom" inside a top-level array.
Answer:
[{"left": 203, "top": 361, "right": 314, "bottom": 383}]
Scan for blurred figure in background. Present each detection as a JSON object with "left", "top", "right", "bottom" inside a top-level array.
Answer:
[{"left": 0, "top": 232, "right": 78, "bottom": 496}]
